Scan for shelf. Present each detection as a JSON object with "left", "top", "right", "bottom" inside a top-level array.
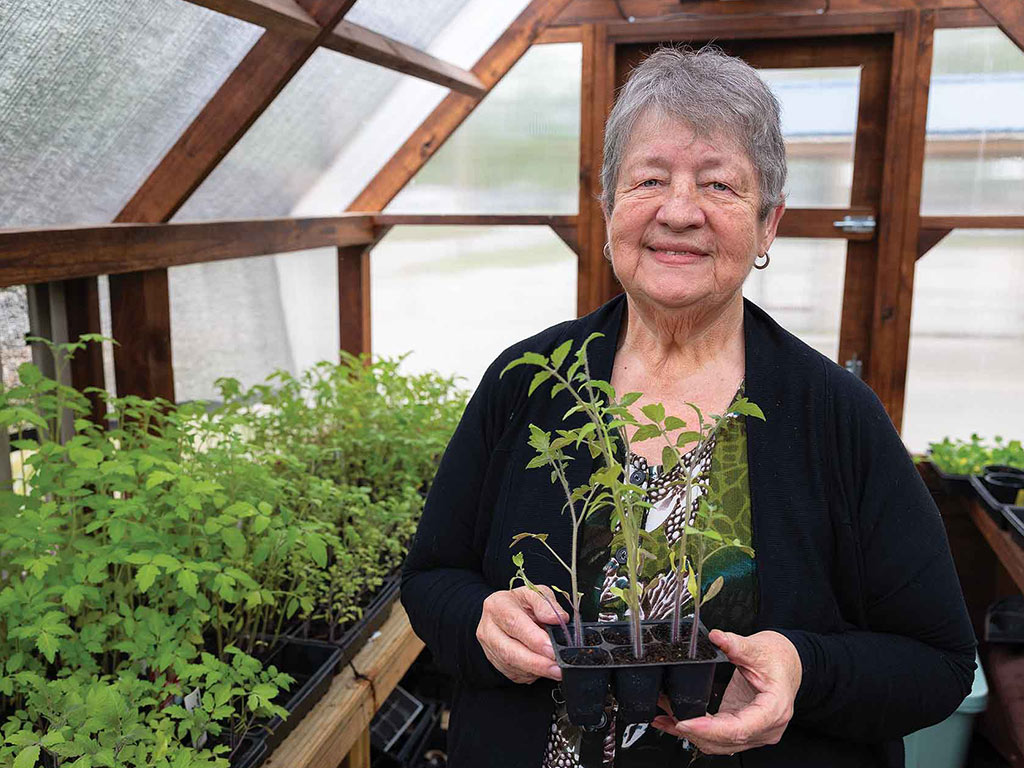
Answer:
[
  {"left": 264, "top": 602, "right": 425, "bottom": 768},
  {"left": 968, "top": 499, "right": 1024, "bottom": 594}
]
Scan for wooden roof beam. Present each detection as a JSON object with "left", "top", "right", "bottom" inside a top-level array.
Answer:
[
  {"left": 976, "top": 0, "right": 1024, "bottom": 52},
  {"left": 349, "top": 0, "right": 575, "bottom": 212},
  {"left": 323, "top": 21, "right": 487, "bottom": 98},
  {"left": 551, "top": 0, "right": 982, "bottom": 26},
  {"left": 186, "top": 0, "right": 486, "bottom": 97},
  {"left": 0, "top": 216, "right": 374, "bottom": 288}
]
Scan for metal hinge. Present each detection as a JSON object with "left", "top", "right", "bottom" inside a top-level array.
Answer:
[
  {"left": 833, "top": 214, "right": 876, "bottom": 234},
  {"left": 844, "top": 353, "right": 863, "bottom": 379}
]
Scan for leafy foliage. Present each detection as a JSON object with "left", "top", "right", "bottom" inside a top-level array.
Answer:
[
  {"left": 926, "top": 434, "right": 1024, "bottom": 476},
  {"left": 0, "top": 341, "right": 465, "bottom": 767},
  {"left": 503, "top": 336, "right": 761, "bottom": 659}
]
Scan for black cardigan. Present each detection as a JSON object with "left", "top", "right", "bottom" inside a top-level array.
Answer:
[{"left": 401, "top": 295, "right": 976, "bottom": 768}]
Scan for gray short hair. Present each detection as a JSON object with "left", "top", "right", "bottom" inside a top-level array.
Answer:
[{"left": 601, "top": 46, "right": 786, "bottom": 220}]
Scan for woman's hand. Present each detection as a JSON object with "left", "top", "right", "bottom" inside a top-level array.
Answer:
[
  {"left": 651, "top": 629, "right": 802, "bottom": 754},
  {"left": 476, "top": 586, "right": 568, "bottom": 684}
]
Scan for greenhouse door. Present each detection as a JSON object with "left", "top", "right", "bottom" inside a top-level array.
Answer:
[{"left": 578, "top": 17, "right": 932, "bottom": 425}]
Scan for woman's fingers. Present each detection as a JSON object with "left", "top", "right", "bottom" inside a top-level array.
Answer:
[
  {"left": 476, "top": 589, "right": 564, "bottom": 684},
  {"left": 524, "top": 584, "right": 571, "bottom": 626}
]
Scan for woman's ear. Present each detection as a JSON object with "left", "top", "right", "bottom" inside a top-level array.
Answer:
[{"left": 760, "top": 201, "right": 786, "bottom": 254}]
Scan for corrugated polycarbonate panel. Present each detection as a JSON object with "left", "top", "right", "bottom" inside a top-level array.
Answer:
[{"left": 0, "top": 0, "right": 261, "bottom": 227}]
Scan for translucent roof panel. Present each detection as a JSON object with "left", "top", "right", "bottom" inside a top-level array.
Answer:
[
  {"left": 176, "top": 0, "right": 532, "bottom": 220},
  {"left": 345, "top": 0, "right": 467, "bottom": 52},
  {"left": 386, "top": 43, "right": 582, "bottom": 215},
  {"left": 0, "top": 0, "right": 260, "bottom": 228},
  {"left": 175, "top": 50, "right": 421, "bottom": 221},
  {"left": 346, "top": 0, "right": 531, "bottom": 69}
]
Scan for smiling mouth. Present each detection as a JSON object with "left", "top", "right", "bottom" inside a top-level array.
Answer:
[{"left": 646, "top": 246, "right": 709, "bottom": 260}]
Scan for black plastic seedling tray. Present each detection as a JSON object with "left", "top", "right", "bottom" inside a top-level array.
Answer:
[
  {"left": 1002, "top": 506, "right": 1024, "bottom": 549},
  {"left": 547, "top": 619, "right": 726, "bottom": 726},
  {"left": 930, "top": 461, "right": 973, "bottom": 496},
  {"left": 256, "top": 637, "right": 342, "bottom": 753},
  {"left": 970, "top": 474, "right": 1013, "bottom": 530},
  {"left": 229, "top": 736, "right": 268, "bottom": 768},
  {"left": 334, "top": 574, "right": 401, "bottom": 671}
]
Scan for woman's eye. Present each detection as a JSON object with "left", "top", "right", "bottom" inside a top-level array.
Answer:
[
  {"left": 711, "top": 181, "right": 731, "bottom": 192},
  {"left": 639, "top": 179, "right": 660, "bottom": 188}
]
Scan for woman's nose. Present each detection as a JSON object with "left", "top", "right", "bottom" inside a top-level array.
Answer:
[{"left": 655, "top": 184, "right": 706, "bottom": 230}]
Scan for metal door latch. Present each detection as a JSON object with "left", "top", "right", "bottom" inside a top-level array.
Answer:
[
  {"left": 833, "top": 214, "right": 876, "bottom": 234},
  {"left": 844, "top": 353, "right": 863, "bottom": 379}
]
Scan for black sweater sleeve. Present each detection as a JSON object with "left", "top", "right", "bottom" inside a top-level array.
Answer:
[{"left": 775, "top": 364, "right": 977, "bottom": 742}]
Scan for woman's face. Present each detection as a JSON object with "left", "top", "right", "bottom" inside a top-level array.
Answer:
[{"left": 606, "top": 112, "right": 785, "bottom": 312}]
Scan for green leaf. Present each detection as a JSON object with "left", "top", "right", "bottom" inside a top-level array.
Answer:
[
  {"left": 306, "top": 535, "right": 327, "bottom": 568},
  {"left": 549, "top": 340, "right": 573, "bottom": 370},
  {"left": 177, "top": 570, "right": 199, "bottom": 598},
  {"left": 510, "top": 532, "right": 547, "bottom": 546},
  {"left": 631, "top": 424, "right": 662, "bottom": 443},
  {"left": 221, "top": 526, "right": 246, "bottom": 558},
  {"left": 662, "top": 445, "right": 680, "bottom": 473},
  {"left": 619, "top": 392, "right": 642, "bottom": 407},
  {"left": 675, "top": 431, "right": 701, "bottom": 447},
  {"left": 136, "top": 564, "right": 160, "bottom": 593},
  {"left": 124, "top": 552, "right": 152, "bottom": 565},
  {"left": 63, "top": 585, "right": 85, "bottom": 613},
  {"left": 512, "top": 552, "right": 524, "bottom": 566},
  {"left": 664, "top": 416, "right": 687, "bottom": 431},
  {"left": 14, "top": 745, "right": 40, "bottom": 768},
  {"left": 640, "top": 403, "right": 665, "bottom": 423},
  {"left": 528, "top": 370, "right": 552, "bottom": 396},
  {"left": 145, "top": 470, "right": 176, "bottom": 490},
  {"left": 730, "top": 398, "right": 766, "bottom": 421},
  {"left": 36, "top": 632, "right": 58, "bottom": 663}
]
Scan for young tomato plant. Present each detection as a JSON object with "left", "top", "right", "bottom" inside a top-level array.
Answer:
[{"left": 504, "top": 335, "right": 763, "bottom": 660}]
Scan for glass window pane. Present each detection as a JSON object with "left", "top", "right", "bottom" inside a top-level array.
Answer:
[
  {"left": 759, "top": 68, "right": 860, "bottom": 209},
  {"left": 903, "top": 230, "right": 1024, "bottom": 452},
  {"left": 742, "top": 237, "right": 847, "bottom": 361},
  {"left": 371, "top": 226, "right": 576, "bottom": 387},
  {"left": 0, "top": 0, "right": 260, "bottom": 227},
  {"left": 387, "top": 43, "right": 581, "bottom": 214},
  {"left": 921, "top": 28, "right": 1024, "bottom": 215}
]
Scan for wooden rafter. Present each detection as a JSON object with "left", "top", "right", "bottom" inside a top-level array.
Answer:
[
  {"left": 976, "top": 0, "right": 1024, "bottom": 51},
  {"left": 348, "top": 0, "right": 576, "bottom": 212},
  {"left": 323, "top": 21, "right": 486, "bottom": 98},
  {"left": 0, "top": 217, "right": 373, "bottom": 288},
  {"left": 121, "top": 0, "right": 358, "bottom": 223},
  {"left": 373, "top": 214, "right": 577, "bottom": 227},
  {"left": 185, "top": 0, "right": 486, "bottom": 97},
  {"left": 551, "top": 0, "right": 981, "bottom": 26}
]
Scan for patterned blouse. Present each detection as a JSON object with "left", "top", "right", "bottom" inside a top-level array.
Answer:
[{"left": 542, "top": 409, "right": 756, "bottom": 768}]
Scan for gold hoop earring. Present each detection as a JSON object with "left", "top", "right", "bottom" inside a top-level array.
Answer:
[
  {"left": 754, "top": 250, "right": 770, "bottom": 270},
  {"left": 603, "top": 243, "right": 612, "bottom": 261}
]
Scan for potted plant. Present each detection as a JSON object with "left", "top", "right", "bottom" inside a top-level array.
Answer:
[{"left": 502, "top": 335, "right": 761, "bottom": 725}]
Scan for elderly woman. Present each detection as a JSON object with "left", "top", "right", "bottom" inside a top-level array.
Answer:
[{"left": 401, "top": 47, "right": 975, "bottom": 767}]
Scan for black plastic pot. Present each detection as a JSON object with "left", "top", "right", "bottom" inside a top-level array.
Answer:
[
  {"left": 255, "top": 636, "right": 342, "bottom": 753},
  {"left": 970, "top": 474, "right": 1010, "bottom": 529},
  {"left": 548, "top": 619, "right": 726, "bottom": 726},
  {"left": 984, "top": 472, "right": 1024, "bottom": 505},
  {"left": 984, "top": 465, "right": 1024, "bottom": 478}
]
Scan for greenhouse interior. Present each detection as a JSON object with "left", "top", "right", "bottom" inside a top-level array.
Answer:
[{"left": 1, "top": 0, "right": 1023, "bottom": 766}]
